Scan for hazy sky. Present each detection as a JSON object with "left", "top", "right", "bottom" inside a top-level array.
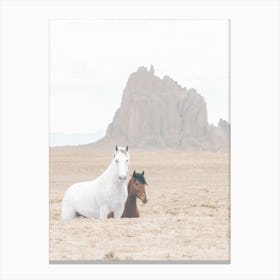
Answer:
[{"left": 50, "top": 19, "right": 229, "bottom": 143}]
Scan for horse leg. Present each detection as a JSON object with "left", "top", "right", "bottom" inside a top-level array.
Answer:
[
  {"left": 99, "top": 205, "right": 109, "bottom": 219},
  {"left": 61, "top": 203, "right": 77, "bottom": 221},
  {"left": 107, "top": 211, "right": 114, "bottom": 219},
  {"left": 114, "top": 205, "right": 125, "bottom": 219}
]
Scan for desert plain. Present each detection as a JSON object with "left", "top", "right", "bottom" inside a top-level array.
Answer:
[{"left": 49, "top": 148, "right": 230, "bottom": 262}]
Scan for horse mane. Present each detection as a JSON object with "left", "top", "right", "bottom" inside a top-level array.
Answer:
[
  {"left": 119, "top": 149, "right": 128, "bottom": 157},
  {"left": 133, "top": 172, "right": 148, "bottom": 185}
]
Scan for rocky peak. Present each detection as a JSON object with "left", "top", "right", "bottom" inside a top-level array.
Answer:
[
  {"left": 149, "top": 65, "right": 155, "bottom": 75},
  {"left": 218, "top": 118, "right": 230, "bottom": 134},
  {"left": 90, "top": 66, "right": 230, "bottom": 151}
]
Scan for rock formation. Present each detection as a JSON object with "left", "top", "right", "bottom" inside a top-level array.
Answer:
[{"left": 87, "top": 66, "right": 230, "bottom": 151}]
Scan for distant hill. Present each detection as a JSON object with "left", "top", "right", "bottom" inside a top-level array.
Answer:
[
  {"left": 84, "top": 66, "right": 230, "bottom": 151},
  {"left": 50, "top": 131, "right": 105, "bottom": 147}
]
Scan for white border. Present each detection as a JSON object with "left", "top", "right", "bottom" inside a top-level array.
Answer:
[{"left": 0, "top": 1, "right": 279, "bottom": 279}]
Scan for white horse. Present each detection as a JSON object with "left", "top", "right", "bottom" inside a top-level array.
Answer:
[{"left": 61, "top": 145, "right": 129, "bottom": 221}]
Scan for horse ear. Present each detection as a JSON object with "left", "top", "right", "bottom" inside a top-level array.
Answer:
[
  {"left": 133, "top": 170, "right": 136, "bottom": 177},
  {"left": 126, "top": 145, "right": 128, "bottom": 152},
  {"left": 142, "top": 171, "right": 144, "bottom": 175},
  {"left": 115, "top": 145, "right": 118, "bottom": 152}
]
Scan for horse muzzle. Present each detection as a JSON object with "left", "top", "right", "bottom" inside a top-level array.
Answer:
[{"left": 142, "top": 196, "right": 148, "bottom": 204}]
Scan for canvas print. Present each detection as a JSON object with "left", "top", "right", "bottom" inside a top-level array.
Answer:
[{"left": 49, "top": 19, "right": 230, "bottom": 262}]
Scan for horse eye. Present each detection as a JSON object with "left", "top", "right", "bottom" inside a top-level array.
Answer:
[{"left": 126, "top": 160, "right": 128, "bottom": 163}]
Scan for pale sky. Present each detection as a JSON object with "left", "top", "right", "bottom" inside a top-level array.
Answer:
[{"left": 50, "top": 19, "right": 229, "bottom": 145}]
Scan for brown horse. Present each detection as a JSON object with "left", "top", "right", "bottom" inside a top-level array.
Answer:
[
  {"left": 107, "top": 170, "right": 148, "bottom": 218},
  {"left": 122, "top": 170, "right": 148, "bottom": 218}
]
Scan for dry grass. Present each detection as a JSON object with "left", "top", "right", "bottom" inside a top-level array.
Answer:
[{"left": 49, "top": 148, "right": 230, "bottom": 262}]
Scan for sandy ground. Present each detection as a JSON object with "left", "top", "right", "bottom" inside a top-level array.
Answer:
[{"left": 49, "top": 148, "right": 230, "bottom": 262}]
